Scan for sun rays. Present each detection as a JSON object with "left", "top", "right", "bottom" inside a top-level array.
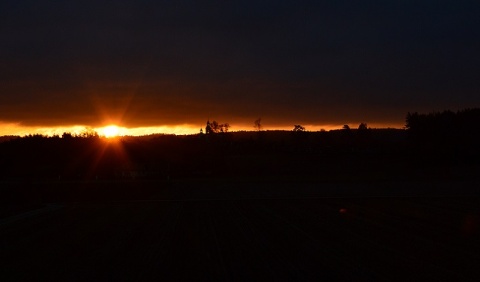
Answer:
[{"left": 101, "top": 125, "right": 121, "bottom": 138}]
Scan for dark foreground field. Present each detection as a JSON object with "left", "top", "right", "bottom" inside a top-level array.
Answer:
[{"left": 2, "top": 180, "right": 480, "bottom": 281}]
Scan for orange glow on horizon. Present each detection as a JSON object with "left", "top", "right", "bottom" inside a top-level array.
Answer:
[{"left": 0, "top": 121, "right": 404, "bottom": 137}]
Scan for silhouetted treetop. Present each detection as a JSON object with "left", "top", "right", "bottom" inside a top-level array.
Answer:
[
  {"left": 358, "top": 123, "right": 368, "bottom": 130},
  {"left": 293, "top": 125, "right": 306, "bottom": 132},
  {"left": 205, "top": 120, "right": 230, "bottom": 134}
]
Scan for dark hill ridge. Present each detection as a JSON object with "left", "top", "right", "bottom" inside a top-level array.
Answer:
[
  {"left": 0, "top": 128, "right": 409, "bottom": 181},
  {"left": 1, "top": 127, "right": 479, "bottom": 208},
  {"left": 1, "top": 127, "right": 478, "bottom": 183}
]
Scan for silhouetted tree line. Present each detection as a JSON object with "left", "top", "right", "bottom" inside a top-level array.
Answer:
[
  {"left": 0, "top": 130, "right": 378, "bottom": 177},
  {"left": 405, "top": 108, "right": 480, "bottom": 159},
  {"left": 406, "top": 108, "right": 480, "bottom": 134},
  {"left": 205, "top": 120, "right": 230, "bottom": 134},
  {"left": 1, "top": 109, "right": 480, "bottom": 186},
  {"left": 0, "top": 127, "right": 411, "bottom": 184}
]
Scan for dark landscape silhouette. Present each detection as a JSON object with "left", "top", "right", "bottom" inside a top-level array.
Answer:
[
  {"left": 2, "top": 109, "right": 480, "bottom": 281},
  {"left": 3, "top": 0, "right": 480, "bottom": 279}
]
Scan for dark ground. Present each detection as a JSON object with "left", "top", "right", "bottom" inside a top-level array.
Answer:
[{"left": 2, "top": 180, "right": 480, "bottom": 281}]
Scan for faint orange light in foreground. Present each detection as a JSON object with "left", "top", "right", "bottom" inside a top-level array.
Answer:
[{"left": 102, "top": 125, "right": 120, "bottom": 138}]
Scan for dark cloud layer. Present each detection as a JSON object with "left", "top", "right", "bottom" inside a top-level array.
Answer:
[{"left": 1, "top": 0, "right": 480, "bottom": 128}]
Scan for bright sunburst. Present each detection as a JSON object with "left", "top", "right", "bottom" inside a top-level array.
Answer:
[{"left": 102, "top": 125, "right": 120, "bottom": 138}]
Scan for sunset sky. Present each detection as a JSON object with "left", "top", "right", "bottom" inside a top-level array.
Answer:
[{"left": 1, "top": 1, "right": 480, "bottom": 136}]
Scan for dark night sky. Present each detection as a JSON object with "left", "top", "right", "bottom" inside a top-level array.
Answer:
[{"left": 1, "top": 0, "right": 480, "bottom": 132}]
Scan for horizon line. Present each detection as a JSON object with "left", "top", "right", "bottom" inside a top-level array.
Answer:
[{"left": 0, "top": 122, "right": 405, "bottom": 138}]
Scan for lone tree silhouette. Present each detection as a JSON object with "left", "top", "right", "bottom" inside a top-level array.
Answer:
[
  {"left": 254, "top": 118, "right": 262, "bottom": 131},
  {"left": 358, "top": 123, "right": 368, "bottom": 130},
  {"left": 293, "top": 125, "right": 306, "bottom": 132}
]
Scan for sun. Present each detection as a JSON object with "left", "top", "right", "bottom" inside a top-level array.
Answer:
[{"left": 102, "top": 125, "right": 120, "bottom": 138}]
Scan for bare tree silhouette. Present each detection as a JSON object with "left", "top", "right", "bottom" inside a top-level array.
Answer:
[{"left": 254, "top": 118, "right": 262, "bottom": 131}]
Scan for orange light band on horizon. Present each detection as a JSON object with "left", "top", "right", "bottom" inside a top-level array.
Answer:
[{"left": 0, "top": 122, "right": 404, "bottom": 137}]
